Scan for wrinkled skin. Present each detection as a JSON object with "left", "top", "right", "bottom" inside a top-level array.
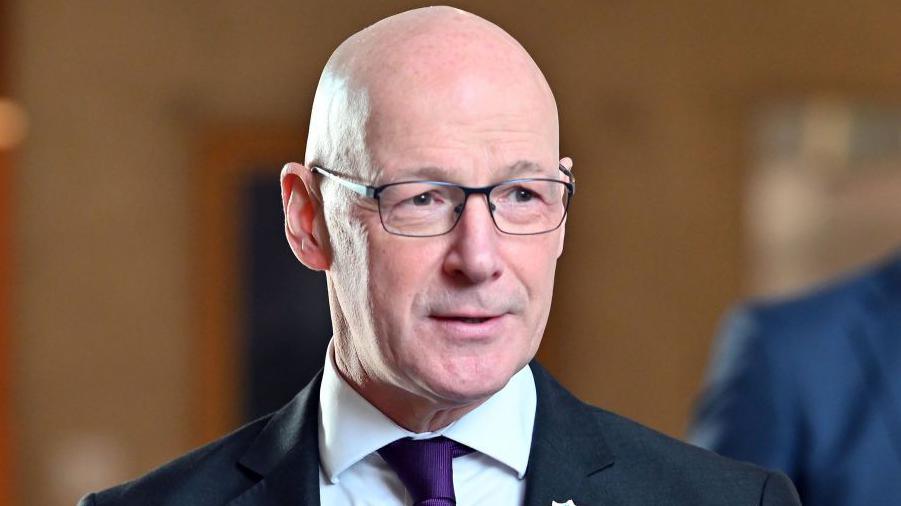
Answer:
[{"left": 281, "top": 6, "right": 570, "bottom": 432}]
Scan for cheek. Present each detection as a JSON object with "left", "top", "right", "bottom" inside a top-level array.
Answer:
[
  {"left": 517, "top": 237, "right": 561, "bottom": 298},
  {"left": 323, "top": 206, "right": 380, "bottom": 337},
  {"left": 366, "top": 237, "right": 442, "bottom": 327}
]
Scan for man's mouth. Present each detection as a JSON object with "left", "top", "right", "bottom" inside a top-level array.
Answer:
[
  {"left": 434, "top": 316, "right": 492, "bottom": 324},
  {"left": 428, "top": 312, "right": 507, "bottom": 340}
]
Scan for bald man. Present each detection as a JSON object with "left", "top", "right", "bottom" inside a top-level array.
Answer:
[{"left": 80, "top": 7, "right": 800, "bottom": 506}]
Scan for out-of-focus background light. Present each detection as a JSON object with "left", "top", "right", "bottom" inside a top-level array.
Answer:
[{"left": 0, "top": 98, "right": 27, "bottom": 149}]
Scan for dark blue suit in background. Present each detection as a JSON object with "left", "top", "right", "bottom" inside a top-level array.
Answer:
[{"left": 690, "top": 251, "right": 901, "bottom": 506}]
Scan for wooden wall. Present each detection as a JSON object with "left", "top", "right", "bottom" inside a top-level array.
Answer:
[
  {"left": 0, "top": 0, "right": 15, "bottom": 502},
  {"left": 10, "top": 2, "right": 901, "bottom": 505}
]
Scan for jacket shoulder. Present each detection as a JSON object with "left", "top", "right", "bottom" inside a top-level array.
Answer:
[
  {"left": 528, "top": 362, "right": 800, "bottom": 504},
  {"left": 590, "top": 406, "right": 798, "bottom": 503},
  {"left": 82, "top": 414, "right": 273, "bottom": 506},
  {"left": 739, "top": 254, "right": 899, "bottom": 343},
  {"left": 596, "top": 406, "right": 760, "bottom": 470}
]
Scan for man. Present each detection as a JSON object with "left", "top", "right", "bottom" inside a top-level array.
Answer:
[
  {"left": 691, "top": 250, "right": 901, "bottom": 506},
  {"left": 80, "top": 7, "right": 799, "bottom": 505}
]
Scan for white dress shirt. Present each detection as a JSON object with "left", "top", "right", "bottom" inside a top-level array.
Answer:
[{"left": 318, "top": 342, "right": 537, "bottom": 505}]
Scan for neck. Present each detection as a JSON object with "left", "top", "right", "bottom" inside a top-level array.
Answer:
[{"left": 332, "top": 344, "right": 486, "bottom": 433}]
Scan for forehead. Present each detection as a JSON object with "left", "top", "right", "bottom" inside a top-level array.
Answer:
[
  {"left": 383, "top": 160, "right": 550, "bottom": 183},
  {"left": 321, "top": 10, "right": 560, "bottom": 182},
  {"left": 362, "top": 70, "right": 559, "bottom": 183}
]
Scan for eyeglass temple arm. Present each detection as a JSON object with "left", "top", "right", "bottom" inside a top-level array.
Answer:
[
  {"left": 314, "top": 164, "right": 573, "bottom": 198},
  {"left": 311, "top": 166, "right": 376, "bottom": 198},
  {"left": 558, "top": 163, "right": 575, "bottom": 195}
]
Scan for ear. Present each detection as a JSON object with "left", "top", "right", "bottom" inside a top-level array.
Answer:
[{"left": 281, "top": 162, "right": 331, "bottom": 271}]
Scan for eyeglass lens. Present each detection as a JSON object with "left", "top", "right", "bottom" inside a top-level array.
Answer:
[{"left": 378, "top": 180, "right": 570, "bottom": 236}]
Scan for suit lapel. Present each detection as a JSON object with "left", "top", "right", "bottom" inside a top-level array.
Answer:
[
  {"left": 851, "top": 257, "right": 901, "bottom": 466},
  {"left": 228, "top": 371, "right": 323, "bottom": 506},
  {"left": 223, "top": 363, "right": 618, "bottom": 505},
  {"left": 525, "top": 363, "right": 615, "bottom": 506}
]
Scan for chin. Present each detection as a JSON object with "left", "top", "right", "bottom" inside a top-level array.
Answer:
[{"left": 418, "top": 354, "right": 523, "bottom": 405}]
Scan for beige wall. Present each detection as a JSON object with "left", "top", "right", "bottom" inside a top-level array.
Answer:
[{"left": 11, "top": 1, "right": 901, "bottom": 505}]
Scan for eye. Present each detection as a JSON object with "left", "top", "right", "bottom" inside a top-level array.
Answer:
[
  {"left": 514, "top": 188, "right": 535, "bottom": 202},
  {"left": 411, "top": 192, "right": 434, "bottom": 206}
]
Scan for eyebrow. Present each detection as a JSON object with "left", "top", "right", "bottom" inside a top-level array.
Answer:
[{"left": 390, "top": 160, "right": 550, "bottom": 183}]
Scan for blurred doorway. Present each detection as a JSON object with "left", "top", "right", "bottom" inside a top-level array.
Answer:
[{"left": 193, "top": 126, "right": 331, "bottom": 445}]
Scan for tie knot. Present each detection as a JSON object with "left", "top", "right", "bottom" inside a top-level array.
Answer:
[{"left": 378, "top": 436, "right": 473, "bottom": 505}]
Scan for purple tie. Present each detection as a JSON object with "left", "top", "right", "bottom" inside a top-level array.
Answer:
[{"left": 378, "top": 436, "right": 473, "bottom": 505}]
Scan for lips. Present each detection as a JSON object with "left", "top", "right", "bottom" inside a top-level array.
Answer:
[
  {"left": 428, "top": 312, "right": 507, "bottom": 340},
  {"left": 430, "top": 311, "right": 504, "bottom": 324},
  {"left": 430, "top": 315, "right": 501, "bottom": 323},
  {"left": 455, "top": 317, "right": 489, "bottom": 324}
]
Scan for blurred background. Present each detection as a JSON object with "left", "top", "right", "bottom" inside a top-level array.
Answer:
[{"left": 1, "top": 1, "right": 901, "bottom": 504}]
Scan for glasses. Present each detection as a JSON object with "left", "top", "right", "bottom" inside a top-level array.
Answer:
[{"left": 311, "top": 164, "right": 575, "bottom": 237}]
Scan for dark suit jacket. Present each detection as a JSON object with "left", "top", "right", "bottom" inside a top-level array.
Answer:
[
  {"left": 81, "top": 363, "right": 799, "bottom": 505},
  {"left": 691, "top": 252, "right": 901, "bottom": 506}
]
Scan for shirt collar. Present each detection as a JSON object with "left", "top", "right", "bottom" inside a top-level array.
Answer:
[{"left": 318, "top": 341, "right": 536, "bottom": 483}]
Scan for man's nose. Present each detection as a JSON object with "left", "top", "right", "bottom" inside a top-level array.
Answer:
[{"left": 441, "top": 195, "right": 504, "bottom": 284}]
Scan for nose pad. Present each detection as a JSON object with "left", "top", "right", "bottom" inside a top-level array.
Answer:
[
  {"left": 443, "top": 194, "right": 504, "bottom": 284},
  {"left": 453, "top": 195, "right": 496, "bottom": 223},
  {"left": 450, "top": 194, "right": 501, "bottom": 244}
]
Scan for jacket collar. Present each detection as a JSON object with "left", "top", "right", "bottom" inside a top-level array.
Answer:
[
  {"left": 228, "top": 371, "right": 323, "bottom": 506},
  {"left": 226, "top": 362, "right": 616, "bottom": 506},
  {"left": 524, "top": 362, "right": 616, "bottom": 505}
]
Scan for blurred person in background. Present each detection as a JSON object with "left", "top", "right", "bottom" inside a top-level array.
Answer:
[
  {"left": 79, "top": 6, "right": 799, "bottom": 506},
  {"left": 691, "top": 250, "right": 901, "bottom": 506}
]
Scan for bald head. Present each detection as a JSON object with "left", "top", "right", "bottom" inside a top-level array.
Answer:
[
  {"left": 286, "top": 7, "right": 569, "bottom": 429},
  {"left": 305, "top": 7, "right": 558, "bottom": 179}
]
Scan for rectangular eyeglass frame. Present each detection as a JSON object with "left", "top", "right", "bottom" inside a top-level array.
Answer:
[{"left": 310, "top": 163, "right": 576, "bottom": 237}]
